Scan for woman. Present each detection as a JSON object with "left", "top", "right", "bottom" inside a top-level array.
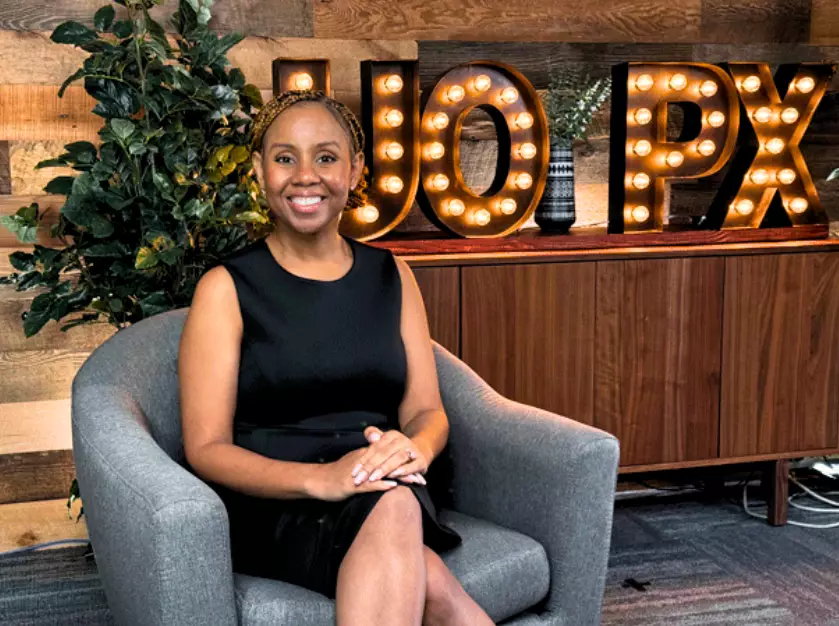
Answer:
[{"left": 179, "top": 90, "right": 495, "bottom": 625}]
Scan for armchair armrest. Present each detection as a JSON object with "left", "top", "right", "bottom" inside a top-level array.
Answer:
[
  {"left": 433, "top": 345, "right": 620, "bottom": 626},
  {"left": 71, "top": 382, "right": 238, "bottom": 626}
]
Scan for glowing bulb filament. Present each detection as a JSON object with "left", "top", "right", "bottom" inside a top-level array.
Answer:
[
  {"left": 514, "top": 112, "right": 534, "bottom": 129},
  {"left": 384, "top": 109, "right": 404, "bottom": 127},
  {"left": 430, "top": 174, "right": 449, "bottom": 191},
  {"left": 778, "top": 168, "right": 797, "bottom": 185},
  {"left": 446, "top": 198, "right": 465, "bottom": 216},
  {"left": 633, "top": 140, "right": 652, "bottom": 157},
  {"left": 765, "top": 137, "right": 785, "bottom": 154},
  {"left": 699, "top": 80, "right": 718, "bottom": 97},
  {"left": 750, "top": 169, "right": 769, "bottom": 185},
  {"left": 734, "top": 199, "right": 754, "bottom": 215},
  {"left": 742, "top": 75, "right": 762, "bottom": 93},
  {"left": 500, "top": 87, "right": 519, "bottom": 104},
  {"left": 753, "top": 107, "right": 773, "bottom": 123},
  {"left": 517, "top": 143, "right": 538, "bottom": 159},
  {"left": 789, "top": 197, "right": 808, "bottom": 213},
  {"left": 383, "top": 176, "right": 403, "bottom": 194},
  {"left": 635, "top": 74, "right": 655, "bottom": 91},
  {"left": 385, "top": 142, "right": 404, "bottom": 160},
  {"left": 795, "top": 76, "right": 815, "bottom": 93},
  {"left": 474, "top": 208, "right": 491, "bottom": 226},
  {"left": 514, "top": 173, "right": 533, "bottom": 189},
  {"left": 359, "top": 205, "right": 379, "bottom": 223},
  {"left": 631, "top": 205, "right": 650, "bottom": 222},
  {"left": 780, "top": 108, "right": 799, "bottom": 124},
  {"left": 473, "top": 75, "right": 492, "bottom": 92},
  {"left": 707, "top": 111, "right": 726, "bottom": 128},
  {"left": 499, "top": 198, "right": 517, "bottom": 214},
  {"left": 666, "top": 151, "right": 684, "bottom": 167},
  {"left": 669, "top": 74, "right": 687, "bottom": 90},
  {"left": 425, "top": 142, "right": 445, "bottom": 160},
  {"left": 383, "top": 74, "right": 403, "bottom": 93},
  {"left": 431, "top": 112, "right": 449, "bottom": 129},
  {"left": 634, "top": 108, "right": 653, "bottom": 125},
  {"left": 697, "top": 140, "right": 716, "bottom": 156},
  {"left": 445, "top": 85, "right": 465, "bottom": 103},
  {"left": 293, "top": 72, "right": 314, "bottom": 90},
  {"left": 632, "top": 173, "right": 651, "bottom": 189}
]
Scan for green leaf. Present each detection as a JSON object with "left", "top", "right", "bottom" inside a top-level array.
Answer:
[
  {"left": 44, "top": 176, "right": 76, "bottom": 195},
  {"left": 135, "top": 247, "right": 159, "bottom": 269},
  {"left": 9, "top": 251, "right": 36, "bottom": 272},
  {"left": 138, "top": 292, "right": 170, "bottom": 317},
  {"left": 51, "top": 21, "right": 97, "bottom": 46},
  {"left": 0, "top": 216, "right": 38, "bottom": 243},
  {"left": 110, "top": 119, "right": 135, "bottom": 142},
  {"left": 85, "top": 242, "right": 128, "bottom": 257},
  {"left": 64, "top": 141, "right": 98, "bottom": 165},
  {"left": 94, "top": 5, "right": 116, "bottom": 31},
  {"left": 828, "top": 168, "right": 839, "bottom": 182},
  {"left": 112, "top": 20, "right": 133, "bottom": 39}
]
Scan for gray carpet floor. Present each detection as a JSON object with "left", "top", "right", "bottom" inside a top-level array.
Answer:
[{"left": 2, "top": 490, "right": 839, "bottom": 625}]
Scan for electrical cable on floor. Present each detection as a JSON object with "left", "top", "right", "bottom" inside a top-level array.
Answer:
[
  {"left": 742, "top": 474, "right": 839, "bottom": 529},
  {"left": 0, "top": 539, "right": 91, "bottom": 557}
]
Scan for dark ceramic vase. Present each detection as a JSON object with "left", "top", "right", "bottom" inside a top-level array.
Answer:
[{"left": 535, "top": 141, "right": 575, "bottom": 233}]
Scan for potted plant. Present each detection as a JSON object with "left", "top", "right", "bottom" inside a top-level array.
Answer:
[
  {"left": 535, "top": 71, "right": 611, "bottom": 233},
  {"left": 0, "top": 0, "right": 266, "bottom": 521}
]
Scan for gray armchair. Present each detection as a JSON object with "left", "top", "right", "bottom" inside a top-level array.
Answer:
[{"left": 72, "top": 307, "right": 619, "bottom": 625}]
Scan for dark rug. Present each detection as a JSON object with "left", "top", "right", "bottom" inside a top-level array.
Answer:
[{"left": 2, "top": 491, "right": 839, "bottom": 625}]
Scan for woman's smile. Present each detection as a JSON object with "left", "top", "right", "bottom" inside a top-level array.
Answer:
[{"left": 287, "top": 195, "right": 327, "bottom": 215}]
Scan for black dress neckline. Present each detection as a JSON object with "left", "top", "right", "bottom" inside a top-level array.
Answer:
[{"left": 259, "top": 235, "right": 358, "bottom": 285}]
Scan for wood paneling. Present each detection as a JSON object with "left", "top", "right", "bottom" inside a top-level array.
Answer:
[
  {"left": 721, "top": 252, "right": 839, "bottom": 456},
  {"left": 0, "top": 399, "right": 72, "bottom": 454},
  {"left": 412, "top": 266, "right": 460, "bottom": 357},
  {"left": 595, "top": 257, "right": 724, "bottom": 466},
  {"left": 0, "top": 140, "right": 9, "bottom": 194},
  {"left": 0, "top": 349, "right": 89, "bottom": 403},
  {"left": 0, "top": 450, "right": 75, "bottom": 504},
  {"left": 700, "top": 0, "right": 811, "bottom": 44},
  {"left": 811, "top": 0, "right": 839, "bottom": 45},
  {"left": 0, "top": 0, "right": 313, "bottom": 38},
  {"left": 0, "top": 498, "right": 87, "bottom": 551},
  {"left": 0, "top": 86, "right": 100, "bottom": 142},
  {"left": 461, "top": 262, "right": 596, "bottom": 424},
  {"left": 315, "top": 0, "right": 702, "bottom": 43}
]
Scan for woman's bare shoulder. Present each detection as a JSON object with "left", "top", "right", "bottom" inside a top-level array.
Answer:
[{"left": 186, "top": 265, "right": 242, "bottom": 334}]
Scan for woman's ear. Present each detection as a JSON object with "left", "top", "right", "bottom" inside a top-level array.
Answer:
[
  {"left": 251, "top": 151, "right": 264, "bottom": 188},
  {"left": 350, "top": 151, "right": 365, "bottom": 189}
]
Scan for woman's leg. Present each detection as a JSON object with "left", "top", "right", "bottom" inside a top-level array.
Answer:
[
  {"left": 335, "top": 486, "right": 426, "bottom": 626},
  {"left": 421, "top": 545, "right": 495, "bottom": 626}
]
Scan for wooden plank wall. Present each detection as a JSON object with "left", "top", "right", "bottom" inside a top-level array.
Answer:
[{"left": 1, "top": 0, "right": 838, "bottom": 515}]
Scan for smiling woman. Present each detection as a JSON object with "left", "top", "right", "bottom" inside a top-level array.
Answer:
[{"left": 177, "top": 91, "right": 492, "bottom": 623}]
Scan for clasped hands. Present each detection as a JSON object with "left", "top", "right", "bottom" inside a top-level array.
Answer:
[{"left": 351, "top": 426, "right": 429, "bottom": 487}]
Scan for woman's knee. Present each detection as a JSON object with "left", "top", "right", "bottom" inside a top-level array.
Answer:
[{"left": 368, "top": 485, "right": 422, "bottom": 528}]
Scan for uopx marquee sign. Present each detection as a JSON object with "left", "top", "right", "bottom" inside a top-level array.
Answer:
[{"left": 273, "top": 59, "right": 835, "bottom": 241}]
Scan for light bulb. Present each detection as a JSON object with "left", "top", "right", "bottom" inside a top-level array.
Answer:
[
  {"left": 499, "top": 198, "right": 517, "bottom": 214},
  {"left": 517, "top": 143, "right": 538, "bottom": 159},
  {"left": 633, "top": 140, "right": 652, "bottom": 156},
  {"left": 750, "top": 169, "right": 769, "bottom": 185},
  {"left": 293, "top": 72, "right": 314, "bottom": 90},
  {"left": 514, "top": 173, "right": 533, "bottom": 189},
  {"left": 699, "top": 80, "right": 718, "bottom": 97},
  {"left": 666, "top": 151, "right": 684, "bottom": 167},
  {"left": 734, "top": 199, "right": 754, "bottom": 215},
  {"left": 632, "top": 172, "right": 650, "bottom": 189},
  {"left": 635, "top": 74, "right": 655, "bottom": 91},
  {"left": 765, "top": 137, "right": 785, "bottom": 154},
  {"left": 753, "top": 107, "right": 773, "bottom": 123},
  {"left": 669, "top": 73, "right": 688, "bottom": 91},
  {"left": 384, "top": 74, "right": 403, "bottom": 93},
  {"left": 383, "top": 176, "right": 403, "bottom": 194},
  {"left": 742, "top": 75, "right": 761, "bottom": 93},
  {"left": 430, "top": 174, "right": 449, "bottom": 191},
  {"left": 446, "top": 198, "right": 465, "bottom": 216},
  {"left": 385, "top": 142, "right": 404, "bottom": 160},
  {"left": 500, "top": 87, "right": 519, "bottom": 104},
  {"left": 631, "top": 205, "right": 650, "bottom": 222},
  {"left": 445, "top": 85, "right": 465, "bottom": 103},
  {"left": 795, "top": 76, "right": 815, "bottom": 93},
  {"left": 473, "top": 75, "right": 492, "bottom": 92},
  {"left": 634, "top": 108, "right": 653, "bottom": 125},
  {"left": 425, "top": 142, "right": 445, "bottom": 160},
  {"left": 780, "top": 107, "right": 799, "bottom": 124},
  {"left": 778, "top": 168, "right": 796, "bottom": 184},
  {"left": 359, "top": 205, "right": 379, "bottom": 223},
  {"left": 431, "top": 112, "right": 449, "bottom": 129},
  {"left": 384, "top": 109, "right": 404, "bottom": 127},
  {"left": 697, "top": 140, "right": 716, "bottom": 156},
  {"left": 789, "top": 197, "right": 808, "bottom": 213},
  {"left": 514, "top": 112, "right": 533, "bottom": 129},
  {"left": 474, "top": 208, "right": 491, "bottom": 226},
  {"left": 708, "top": 111, "right": 726, "bottom": 128}
]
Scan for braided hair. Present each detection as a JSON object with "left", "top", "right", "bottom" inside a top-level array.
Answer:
[{"left": 249, "top": 90, "right": 369, "bottom": 210}]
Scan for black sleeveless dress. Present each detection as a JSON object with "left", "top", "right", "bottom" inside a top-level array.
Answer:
[{"left": 185, "top": 234, "right": 462, "bottom": 599}]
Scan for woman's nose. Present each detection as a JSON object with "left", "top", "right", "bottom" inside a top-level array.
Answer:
[{"left": 292, "top": 160, "right": 319, "bottom": 184}]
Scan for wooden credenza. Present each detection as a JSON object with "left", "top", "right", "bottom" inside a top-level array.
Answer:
[{"left": 393, "top": 237, "right": 839, "bottom": 473}]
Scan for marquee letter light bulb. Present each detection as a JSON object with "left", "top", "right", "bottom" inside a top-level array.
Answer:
[
  {"left": 383, "top": 74, "right": 403, "bottom": 93},
  {"left": 735, "top": 199, "right": 754, "bottom": 215},
  {"left": 445, "top": 85, "right": 465, "bottom": 103},
  {"left": 293, "top": 72, "right": 314, "bottom": 90},
  {"left": 340, "top": 61, "right": 420, "bottom": 242},
  {"left": 418, "top": 61, "right": 548, "bottom": 238},
  {"left": 431, "top": 112, "right": 449, "bottom": 129},
  {"left": 631, "top": 205, "right": 650, "bottom": 222},
  {"left": 711, "top": 62, "right": 834, "bottom": 229},
  {"left": 425, "top": 142, "right": 445, "bottom": 160},
  {"left": 610, "top": 62, "right": 740, "bottom": 233}
]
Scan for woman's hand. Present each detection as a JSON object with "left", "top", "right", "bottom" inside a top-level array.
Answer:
[
  {"left": 310, "top": 448, "right": 400, "bottom": 502},
  {"left": 351, "top": 426, "right": 429, "bottom": 486}
]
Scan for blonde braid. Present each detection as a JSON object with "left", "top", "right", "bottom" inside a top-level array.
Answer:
[{"left": 250, "top": 90, "right": 369, "bottom": 210}]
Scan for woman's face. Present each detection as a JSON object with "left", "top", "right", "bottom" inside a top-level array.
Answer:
[{"left": 252, "top": 101, "right": 364, "bottom": 235}]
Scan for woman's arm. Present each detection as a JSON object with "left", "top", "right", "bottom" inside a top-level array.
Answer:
[
  {"left": 179, "top": 266, "right": 322, "bottom": 500},
  {"left": 393, "top": 256, "right": 451, "bottom": 466}
]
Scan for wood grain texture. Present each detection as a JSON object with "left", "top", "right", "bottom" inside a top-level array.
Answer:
[
  {"left": 595, "top": 257, "right": 724, "bottom": 466},
  {"left": 0, "top": 399, "right": 71, "bottom": 454},
  {"left": 700, "top": 0, "right": 810, "bottom": 44},
  {"left": 0, "top": 139, "right": 9, "bottom": 194},
  {"left": 461, "top": 262, "right": 596, "bottom": 424},
  {"left": 0, "top": 349, "right": 89, "bottom": 403},
  {"left": 811, "top": 0, "right": 839, "bottom": 45},
  {"left": 412, "top": 267, "right": 460, "bottom": 357},
  {"left": 721, "top": 252, "right": 839, "bottom": 457},
  {"left": 0, "top": 86, "right": 100, "bottom": 142},
  {"left": 0, "top": 498, "right": 86, "bottom": 551},
  {"left": 315, "top": 0, "right": 701, "bottom": 43},
  {"left": 0, "top": 0, "right": 312, "bottom": 38},
  {"left": 0, "top": 449, "right": 75, "bottom": 504}
]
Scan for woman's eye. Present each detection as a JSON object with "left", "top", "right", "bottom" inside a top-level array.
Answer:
[
  {"left": 318, "top": 154, "right": 337, "bottom": 163},
  {"left": 275, "top": 155, "right": 293, "bottom": 164}
]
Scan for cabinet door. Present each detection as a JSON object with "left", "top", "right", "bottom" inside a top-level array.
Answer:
[
  {"left": 461, "top": 262, "right": 596, "bottom": 425},
  {"left": 721, "top": 252, "right": 839, "bottom": 457},
  {"left": 595, "top": 257, "right": 724, "bottom": 466},
  {"left": 412, "top": 266, "right": 460, "bottom": 357}
]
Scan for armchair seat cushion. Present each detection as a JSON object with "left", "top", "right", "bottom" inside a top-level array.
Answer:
[{"left": 233, "top": 509, "right": 550, "bottom": 625}]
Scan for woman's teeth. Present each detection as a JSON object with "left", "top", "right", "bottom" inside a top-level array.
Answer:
[{"left": 289, "top": 196, "right": 324, "bottom": 212}]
